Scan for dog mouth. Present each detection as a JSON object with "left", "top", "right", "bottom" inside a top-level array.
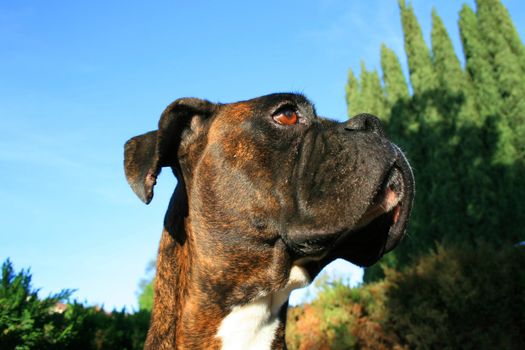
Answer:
[
  {"left": 287, "top": 150, "right": 414, "bottom": 267},
  {"left": 334, "top": 162, "right": 411, "bottom": 266},
  {"left": 354, "top": 165, "right": 404, "bottom": 232}
]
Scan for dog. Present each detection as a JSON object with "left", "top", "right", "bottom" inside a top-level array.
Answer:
[{"left": 124, "top": 93, "right": 414, "bottom": 349}]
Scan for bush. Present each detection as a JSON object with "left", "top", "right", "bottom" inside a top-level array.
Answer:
[
  {"left": 287, "top": 243, "right": 525, "bottom": 349},
  {"left": 0, "top": 259, "right": 149, "bottom": 350},
  {"left": 383, "top": 243, "right": 525, "bottom": 349},
  {"left": 286, "top": 276, "right": 405, "bottom": 350},
  {"left": 0, "top": 259, "right": 75, "bottom": 350},
  {"left": 63, "top": 304, "right": 150, "bottom": 350}
]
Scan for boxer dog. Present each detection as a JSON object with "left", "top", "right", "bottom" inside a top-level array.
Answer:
[{"left": 124, "top": 93, "right": 414, "bottom": 349}]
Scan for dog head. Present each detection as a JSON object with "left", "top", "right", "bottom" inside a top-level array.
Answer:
[{"left": 125, "top": 93, "right": 414, "bottom": 281}]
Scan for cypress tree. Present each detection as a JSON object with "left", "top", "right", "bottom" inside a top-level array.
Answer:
[
  {"left": 346, "top": 62, "right": 387, "bottom": 118},
  {"left": 359, "top": 61, "right": 387, "bottom": 119},
  {"left": 431, "top": 9, "right": 464, "bottom": 94},
  {"left": 398, "top": 1, "right": 448, "bottom": 260},
  {"left": 477, "top": 0, "right": 525, "bottom": 166},
  {"left": 349, "top": 0, "right": 525, "bottom": 282},
  {"left": 458, "top": 6, "right": 502, "bottom": 241},
  {"left": 459, "top": 4, "right": 501, "bottom": 123},
  {"left": 397, "top": 0, "right": 442, "bottom": 157},
  {"left": 479, "top": 0, "right": 525, "bottom": 73},
  {"left": 432, "top": 8, "right": 494, "bottom": 243},
  {"left": 458, "top": 4, "right": 502, "bottom": 225},
  {"left": 399, "top": 0, "right": 437, "bottom": 94},
  {"left": 345, "top": 69, "right": 362, "bottom": 116},
  {"left": 380, "top": 44, "right": 409, "bottom": 107},
  {"left": 476, "top": 0, "right": 525, "bottom": 244},
  {"left": 428, "top": 8, "right": 465, "bottom": 240},
  {"left": 499, "top": 6, "right": 525, "bottom": 72},
  {"left": 380, "top": 44, "right": 411, "bottom": 143}
]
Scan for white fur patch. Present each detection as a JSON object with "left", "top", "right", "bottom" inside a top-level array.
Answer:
[{"left": 216, "top": 266, "right": 310, "bottom": 350}]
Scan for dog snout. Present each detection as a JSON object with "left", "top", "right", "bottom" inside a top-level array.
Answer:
[{"left": 344, "top": 114, "right": 386, "bottom": 138}]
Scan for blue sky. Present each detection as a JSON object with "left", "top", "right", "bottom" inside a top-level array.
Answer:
[{"left": 1, "top": 0, "right": 524, "bottom": 310}]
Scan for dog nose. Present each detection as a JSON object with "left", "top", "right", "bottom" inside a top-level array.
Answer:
[{"left": 344, "top": 114, "right": 385, "bottom": 137}]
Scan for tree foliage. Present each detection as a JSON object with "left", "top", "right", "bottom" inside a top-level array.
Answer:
[
  {"left": 345, "top": 0, "right": 525, "bottom": 281},
  {"left": 137, "top": 260, "right": 155, "bottom": 312},
  {"left": 0, "top": 259, "right": 149, "bottom": 350},
  {"left": 0, "top": 259, "right": 75, "bottom": 350}
]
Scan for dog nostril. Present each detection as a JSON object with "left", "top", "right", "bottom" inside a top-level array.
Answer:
[{"left": 345, "top": 114, "right": 385, "bottom": 137}]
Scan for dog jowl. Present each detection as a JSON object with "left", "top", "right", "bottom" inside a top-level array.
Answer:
[{"left": 124, "top": 93, "right": 414, "bottom": 350}]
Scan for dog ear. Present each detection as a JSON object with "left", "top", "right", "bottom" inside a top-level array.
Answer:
[
  {"left": 124, "top": 130, "right": 159, "bottom": 204},
  {"left": 124, "top": 98, "right": 216, "bottom": 204}
]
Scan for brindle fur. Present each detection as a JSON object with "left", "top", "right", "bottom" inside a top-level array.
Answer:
[{"left": 124, "top": 93, "right": 414, "bottom": 349}]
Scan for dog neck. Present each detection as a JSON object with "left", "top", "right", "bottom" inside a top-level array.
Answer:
[
  {"left": 144, "top": 230, "right": 310, "bottom": 350},
  {"left": 216, "top": 266, "right": 310, "bottom": 350}
]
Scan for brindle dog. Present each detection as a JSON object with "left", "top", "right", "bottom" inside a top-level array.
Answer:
[{"left": 124, "top": 93, "right": 414, "bottom": 350}]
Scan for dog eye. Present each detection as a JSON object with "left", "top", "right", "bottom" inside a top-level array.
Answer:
[{"left": 273, "top": 108, "right": 299, "bottom": 125}]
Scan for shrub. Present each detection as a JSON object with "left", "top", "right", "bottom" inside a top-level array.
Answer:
[
  {"left": 286, "top": 276, "right": 405, "bottom": 350},
  {"left": 0, "top": 259, "right": 150, "bottom": 350},
  {"left": 0, "top": 259, "right": 75, "bottom": 350},
  {"left": 287, "top": 243, "right": 525, "bottom": 349},
  {"left": 383, "top": 243, "right": 525, "bottom": 350}
]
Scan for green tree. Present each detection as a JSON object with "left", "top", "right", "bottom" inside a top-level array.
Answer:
[
  {"left": 379, "top": 44, "right": 414, "bottom": 161},
  {"left": 475, "top": 0, "right": 525, "bottom": 245},
  {"left": 138, "top": 282, "right": 154, "bottom": 312},
  {"left": 477, "top": 0, "right": 525, "bottom": 167},
  {"left": 459, "top": 4, "right": 500, "bottom": 122},
  {"left": 0, "top": 259, "right": 150, "bottom": 350},
  {"left": 137, "top": 260, "right": 155, "bottom": 311},
  {"left": 64, "top": 305, "right": 150, "bottom": 350},
  {"left": 359, "top": 62, "right": 387, "bottom": 118},
  {"left": 380, "top": 45, "right": 409, "bottom": 109},
  {"left": 346, "top": 0, "right": 525, "bottom": 281},
  {"left": 430, "top": 8, "right": 492, "bottom": 244},
  {"left": 346, "top": 69, "right": 362, "bottom": 116},
  {"left": 431, "top": 9, "right": 464, "bottom": 93},
  {"left": 489, "top": 0, "right": 525, "bottom": 72},
  {"left": 457, "top": 6, "right": 502, "bottom": 239},
  {"left": 399, "top": 0, "right": 437, "bottom": 95},
  {"left": 386, "top": 1, "right": 452, "bottom": 272},
  {"left": 0, "top": 259, "right": 75, "bottom": 350},
  {"left": 346, "top": 62, "right": 387, "bottom": 118}
]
